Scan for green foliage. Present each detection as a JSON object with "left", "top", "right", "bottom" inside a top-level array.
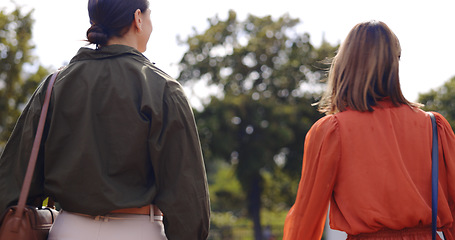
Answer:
[
  {"left": 178, "top": 10, "right": 338, "bottom": 239},
  {"left": 179, "top": 10, "right": 333, "bottom": 100},
  {"left": 261, "top": 167, "right": 299, "bottom": 210},
  {"left": 419, "top": 76, "right": 455, "bottom": 129},
  {"left": 208, "top": 160, "right": 246, "bottom": 213},
  {"left": 0, "top": 5, "right": 50, "bottom": 150},
  {"left": 209, "top": 210, "right": 287, "bottom": 240},
  {"left": 181, "top": 9, "right": 337, "bottom": 183}
]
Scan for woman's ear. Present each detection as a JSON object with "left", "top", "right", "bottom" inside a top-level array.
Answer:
[{"left": 133, "top": 9, "right": 143, "bottom": 32}]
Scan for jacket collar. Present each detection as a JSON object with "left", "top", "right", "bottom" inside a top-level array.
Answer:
[{"left": 70, "top": 44, "right": 147, "bottom": 63}]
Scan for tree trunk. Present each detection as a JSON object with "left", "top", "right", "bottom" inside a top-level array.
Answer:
[{"left": 248, "top": 175, "right": 263, "bottom": 240}]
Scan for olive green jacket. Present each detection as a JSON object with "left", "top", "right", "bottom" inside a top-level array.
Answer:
[{"left": 0, "top": 45, "right": 210, "bottom": 239}]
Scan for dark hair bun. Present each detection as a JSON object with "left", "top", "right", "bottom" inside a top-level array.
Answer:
[
  {"left": 87, "top": 24, "right": 109, "bottom": 46},
  {"left": 86, "top": 0, "right": 149, "bottom": 47}
]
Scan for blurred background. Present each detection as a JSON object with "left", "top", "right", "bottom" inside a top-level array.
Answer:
[{"left": 1, "top": 0, "right": 454, "bottom": 239}]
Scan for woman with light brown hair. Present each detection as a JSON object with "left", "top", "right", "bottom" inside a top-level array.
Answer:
[{"left": 283, "top": 20, "right": 455, "bottom": 239}]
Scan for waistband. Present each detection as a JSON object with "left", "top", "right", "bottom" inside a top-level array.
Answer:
[
  {"left": 347, "top": 227, "right": 433, "bottom": 239},
  {"left": 68, "top": 204, "right": 163, "bottom": 222},
  {"left": 109, "top": 205, "right": 162, "bottom": 216}
]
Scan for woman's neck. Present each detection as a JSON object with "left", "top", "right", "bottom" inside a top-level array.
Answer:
[{"left": 106, "top": 33, "right": 139, "bottom": 51}]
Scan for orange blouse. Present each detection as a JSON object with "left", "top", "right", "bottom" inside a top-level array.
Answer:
[{"left": 283, "top": 100, "right": 455, "bottom": 240}]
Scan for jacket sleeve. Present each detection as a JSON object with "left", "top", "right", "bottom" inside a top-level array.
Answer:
[
  {"left": 0, "top": 76, "right": 52, "bottom": 212},
  {"left": 435, "top": 112, "right": 455, "bottom": 240},
  {"left": 149, "top": 81, "right": 210, "bottom": 240},
  {"left": 283, "top": 115, "right": 340, "bottom": 240}
]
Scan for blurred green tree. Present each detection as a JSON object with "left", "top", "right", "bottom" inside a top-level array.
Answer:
[
  {"left": 0, "top": 5, "right": 49, "bottom": 150},
  {"left": 419, "top": 76, "right": 455, "bottom": 129},
  {"left": 208, "top": 160, "right": 245, "bottom": 213},
  {"left": 178, "top": 10, "right": 338, "bottom": 239}
]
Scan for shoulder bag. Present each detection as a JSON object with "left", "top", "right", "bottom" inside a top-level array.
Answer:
[{"left": 0, "top": 71, "right": 60, "bottom": 240}]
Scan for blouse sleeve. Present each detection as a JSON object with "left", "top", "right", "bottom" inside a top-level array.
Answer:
[
  {"left": 434, "top": 112, "right": 455, "bottom": 240},
  {"left": 283, "top": 115, "right": 341, "bottom": 240}
]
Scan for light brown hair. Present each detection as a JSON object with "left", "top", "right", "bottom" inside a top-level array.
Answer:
[{"left": 317, "top": 20, "right": 421, "bottom": 114}]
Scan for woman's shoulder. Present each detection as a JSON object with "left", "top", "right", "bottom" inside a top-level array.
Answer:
[
  {"left": 314, "top": 114, "right": 337, "bottom": 125},
  {"left": 309, "top": 114, "right": 339, "bottom": 134},
  {"left": 430, "top": 111, "right": 454, "bottom": 133}
]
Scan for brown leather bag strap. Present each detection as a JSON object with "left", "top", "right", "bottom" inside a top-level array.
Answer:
[{"left": 14, "top": 71, "right": 60, "bottom": 218}]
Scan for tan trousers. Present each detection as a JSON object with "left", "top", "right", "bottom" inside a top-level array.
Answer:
[{"left": 48, "top": 210, "right": 167, "bottom": 240}]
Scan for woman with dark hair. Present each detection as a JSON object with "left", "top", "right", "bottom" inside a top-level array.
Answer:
[
  {"left": 283, "top": 21, "right": 455, "bottom": 239},
  {"left": 0, "top": 0, "right": 210, "bottom": 239}
]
